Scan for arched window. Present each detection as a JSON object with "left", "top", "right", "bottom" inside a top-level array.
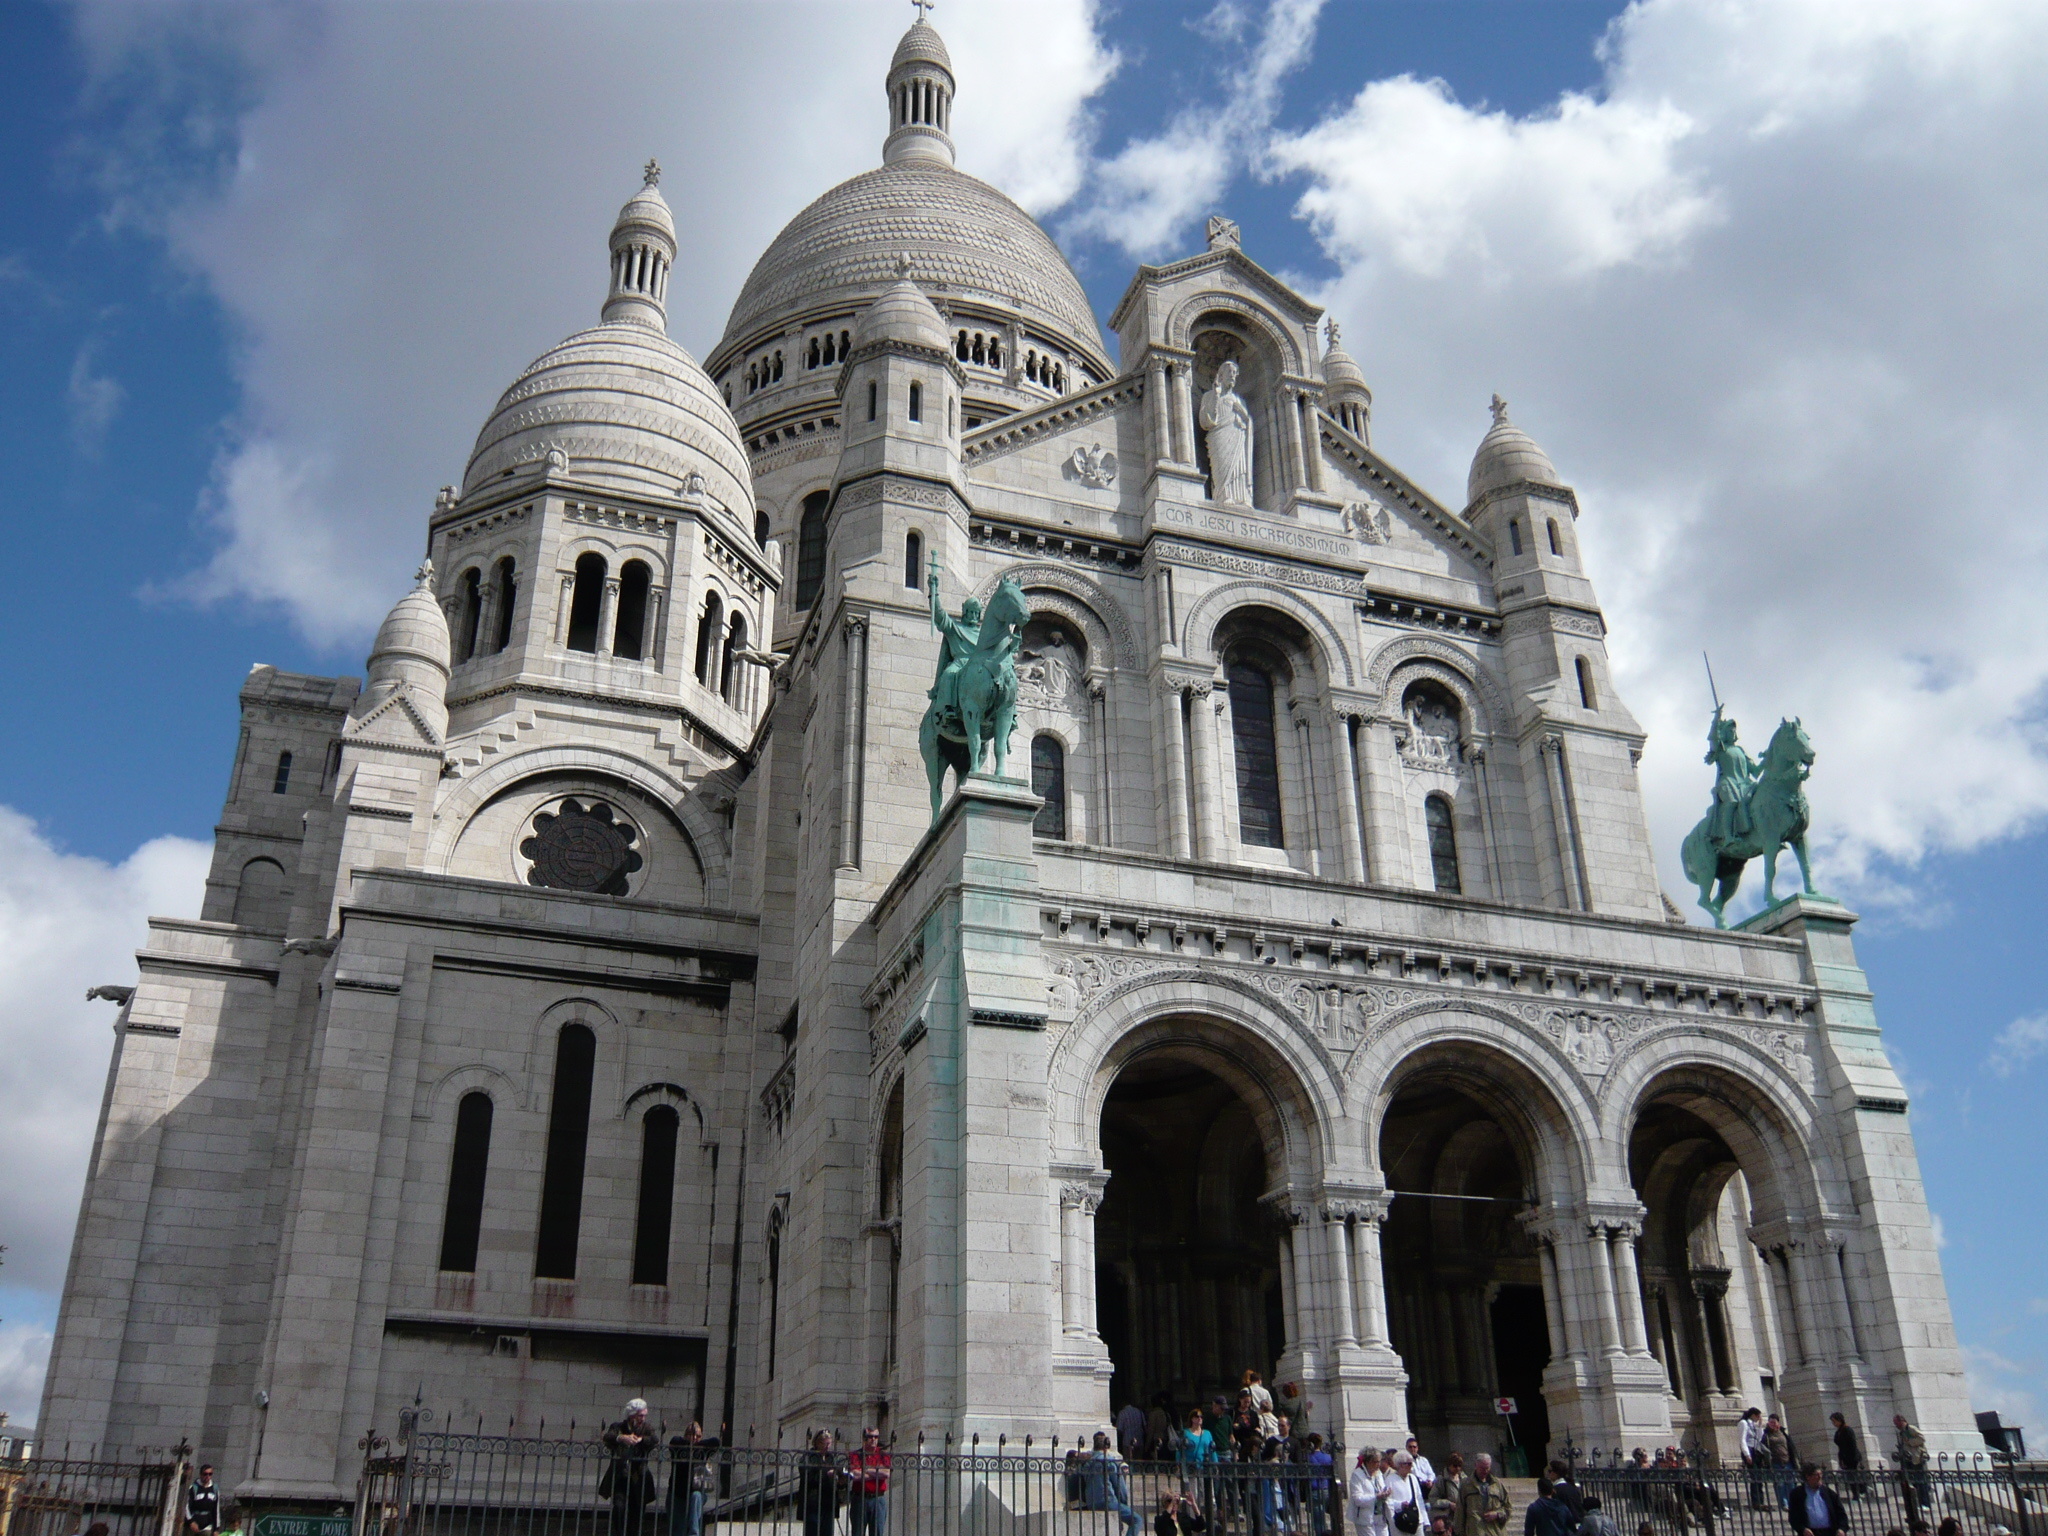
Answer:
[
  {"left": 492, "top": 557, "right": 517, "bottom": 653},
  {"left": 231, "top": 857, "right": 290, "bottom": 930},
  {"left": 534, "top": 1023, "right": 596, "bottom": 1278},
  {"left": 1026, "top": 350, "right": 1039, "bottom": 383},
  {"left": 909, "top": 381, "right": 923, "bottom": 422},
  {"left": 1425, "top": 794, "right": 1462, "bottom": 894},
  {"left": 988, "top": 338, "right": 1001, "bottom": 368},
  {"left": 755, "top": 510, "right": 771, "bottom": 546},
  {"left": 840, "top": 329, "right": 850, "bottom": 358},
  {"left": 1508, "top": 520, "right": 1524, "bottom": 557},
  {"left": 1548, "top": 518, "right": 1564, "bottom": 556},
  {"left": 721, "top": 611, "right": 748, "bottom": 703},
  {"left": 905, "top": 530, "right": 923, "bottom": 590},
  {"left": 795, "top": 490, "right": 829, "bottom": 610},
  {"left": 613, "top": 559, "right": 652, "bottom": 661},
  {"left": 771, "top": 350, "right": 783, "bottom": 382},
  {"left": 765, "top": 1205, "right": 784, "bottom": 1379},
  {"left": 565, "top": 552, "right": 606, "bottom": 652},
  {"left": 1227, "top": 661, "right": 1284, "bottom": 849},
  {"left": 1030, "top": 735, "right": 1067, "bottom": 839},
  {"left": 456, "top": 567, "right": 482, "bottom": 662},
  {"left": 631, "top": 1103, "right": 679, "bottom": 1286},
  {"left": 438, "top": 1091, "right": 493, "bottom": 1273},
  {"left": 948, "top": 397, "right": 956, "bottom": 435},
  {"left": 956, "top": 331, "right": 969, "bottom": 361},
  {"left": 867, "top": 380, "right": 878, "bottom": 423},
  {"left": 807, "top": 337, "right": 820, "bottom": 369},
  {"left": 1576, "top": 655, "right": 1598, "bottom": 710},
  {"left": 272, "top": 751, "right": 293, "bottom": 795},
  {"left": 693, "top": 591, "right": 723, "bottom": 684}
]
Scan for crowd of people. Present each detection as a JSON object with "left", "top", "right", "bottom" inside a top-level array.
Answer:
[{"left": 587, "top": 1389, "right": 1952, "bottom": 1536}]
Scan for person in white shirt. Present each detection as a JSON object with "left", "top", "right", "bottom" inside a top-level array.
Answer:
[
  {"left": 1385, "top": 1453, "right": 1426, "bottom": 1536},
  {"left": 1741, "top": 1408, "right": 1769, "bottom": 1508},
  {"left": 1406, "top": 1440, "right": 1436, "bottom": 1503},
  {"left": 1350, "top": 1449, "right": 1390, "bottom": 1536}
]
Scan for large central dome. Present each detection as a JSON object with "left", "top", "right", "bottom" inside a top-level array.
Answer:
[{"left": 718, "top": 160, "right": 1108, "bottom": 370}]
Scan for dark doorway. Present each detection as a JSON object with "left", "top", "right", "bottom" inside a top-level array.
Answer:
[
  {"left": 1490, "top": 1284, "right": 1552, "bottom": 1465},
  {"left": 1380, "top": 1075, "right": 1553, "bottom": 1464},
  {"left": 1096, "top": 1053, "right": 1283, "bottom": 1416}
]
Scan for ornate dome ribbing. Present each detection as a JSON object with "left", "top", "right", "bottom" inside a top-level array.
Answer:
[
  {"left": 718, "top": 162, "right": 1109, "bottom": 373},
  {"left": 464, "top": 323, "right": 750, "bottom": 508}
]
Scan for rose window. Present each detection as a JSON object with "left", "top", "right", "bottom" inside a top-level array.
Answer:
[{"left": 520, "top": 799, "right": 643, "bottom": 896}]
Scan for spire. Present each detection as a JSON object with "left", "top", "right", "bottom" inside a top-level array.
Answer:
[
  {"left": 884, "top": 6, "right": 957, "bottom": 168},
  {"left": 603, "top": 163, "right": 678, "bottom": 328}
]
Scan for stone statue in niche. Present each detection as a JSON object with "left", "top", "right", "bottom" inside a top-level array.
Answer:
[
  {"left": 1199, "top": 359, "right": 1255, "bottom": 506},
  {"left": 1017, "top": 627, "right": 1081, "bottom": 713},
  {"left": 1066, "top": 443, "right": 1118, "bottom": 489},
  {"left": 1343, "top": 497, "right": 1394, "bottom": 545},
  {"left": 1403, "top": 688, "right": 1460, "bottom": 767}
]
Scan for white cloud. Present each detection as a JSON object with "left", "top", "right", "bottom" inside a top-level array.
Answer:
[
  {"left": 66, "top": 0, "right": 1118, "bottom": 648},
  {"left": 1260, "top": 0, "right": 2048, "bottom": 897},
  {"left": 1987, "top": 1013, "right": 2048, "bottom": 1078},
  {"left": 66, "top": 332, "right": 124, "bottom": 453},
  {"left": 1066, "top": 0, "right": 1323, "bottom": 258},
  {"left": 0, "top": 808, "right": 209, "bottom": 1422},
  {"left": 1964, "top": 1343, "right": 2041, "bottom": 1424}
]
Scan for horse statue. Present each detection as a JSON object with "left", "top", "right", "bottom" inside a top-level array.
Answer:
[
  {"left": 919, "top": 571, "right": 1030, "bottom": 819},
  {"left": 1680, "top": 714, "right": 1817, "bottom": 927}
]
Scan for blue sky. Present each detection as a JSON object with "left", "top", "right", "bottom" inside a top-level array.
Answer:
[{"left": 2, "top": 0, "right": 2044, "bottom": 1428}]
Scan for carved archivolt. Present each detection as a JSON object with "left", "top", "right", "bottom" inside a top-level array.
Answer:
[
  {"left": 1179, "top": 580, "right": 1356, "bottom": 685},
  {"left": 1164, "top": 289, "right": 1310, "bottom": 378},
  {"left": 974, "top": 562, "right": 1140, "bottom": 672},
  {"left": 1362, "top": 632, "right": 1511, "bottom": 726}
]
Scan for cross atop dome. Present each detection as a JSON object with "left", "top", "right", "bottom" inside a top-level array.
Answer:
[
  {"left": 642, "top": 158, "right": 661, "bottom": 188},
  {"left": 912, "top": 0, "right": 934, "bottom": 21}
]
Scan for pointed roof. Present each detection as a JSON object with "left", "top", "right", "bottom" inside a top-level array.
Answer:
[{"left": 1468, "top": 394, "right": 1563, "bottom": 503}]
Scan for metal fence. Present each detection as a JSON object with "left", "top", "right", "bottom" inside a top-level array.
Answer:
[
  {"left": 0, "top": 1449, "right": 187, "bottom": 1536},
  {"left": 365, "top": 1432, "right": 1349, "bottom": 1536},
  {"left": 1574, "top": 1460, "right": 2048, "bottom": 1536}
]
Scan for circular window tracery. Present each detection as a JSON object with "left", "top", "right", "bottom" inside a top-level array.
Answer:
[{"left": 520, "top": 798, "right": 643, "bottom": 895}]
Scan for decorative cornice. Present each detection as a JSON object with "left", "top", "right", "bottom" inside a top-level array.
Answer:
[{"left": 963, "top": 375, "right": 1143, "bottom": 466}]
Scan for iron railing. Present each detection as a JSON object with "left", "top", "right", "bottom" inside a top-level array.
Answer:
[
  {"left": 365, "top": 1432, "right": 1350, "bottom": 1536},
  {"left": 1572, "top": 1459, "right": 2047, "bottom": 1536},
  {"left": 0, "top": 1447, "right": 188, "bottom": 1536}
]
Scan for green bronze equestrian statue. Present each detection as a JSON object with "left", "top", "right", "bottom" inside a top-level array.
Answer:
[
  {"left": 919, "top": 565, "right": 1029, "bottom": 819},
  {"left": 1680, "top": 709, "right": 1819, "bottom": 926}
]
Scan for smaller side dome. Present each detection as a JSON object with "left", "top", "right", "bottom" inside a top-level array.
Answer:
[
  {"left": 851, "top": 263, "right": 951, "bottom": 354},
  {"left": 603, "top": 160, "right": 677, "bottom": 328},
  {"left": 367, "top": 561, "right": 452, "bottom": 686},
  {"left": 1321, "top": 321, "right": 1368, "bottom": 395},
  {"left": 892, "top": 19, "right": 952, "bottom": 73},
  {"left": 1468, "top": 394, "right": 1562, "bottom": 504}
]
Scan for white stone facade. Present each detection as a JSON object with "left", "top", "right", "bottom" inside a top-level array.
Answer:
[{"left": 42, "top": 18, "right": 1973, "bottom": 1508}]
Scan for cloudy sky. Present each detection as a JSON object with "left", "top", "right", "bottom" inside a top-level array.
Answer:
[{"left": 2, "top": 0, "right": 2044, "bottom": 1427}]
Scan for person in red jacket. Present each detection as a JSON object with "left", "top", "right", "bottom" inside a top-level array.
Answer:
[{"left": 847, "top": 1427, "right": 891, "bottom": 1536}]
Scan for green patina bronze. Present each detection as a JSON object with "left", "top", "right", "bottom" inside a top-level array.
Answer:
[
  {"left": 919, "top": 566, "right": 1029, "bottom": 818},
  {"left": 1681, "top": 708, "right": 1819, "bottom": 926}
]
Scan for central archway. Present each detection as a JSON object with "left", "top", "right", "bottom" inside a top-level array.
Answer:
[
  {"left": 1095, "top": 1052, "right": 1285, "bottom": 1416},
  {"left": 1379, "top": 1060, "right": 1559, "bottom": 1465}
]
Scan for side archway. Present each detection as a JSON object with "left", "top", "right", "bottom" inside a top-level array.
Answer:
[{"left": 1180, "top": 583, "right": 1355, "bottom": 686}]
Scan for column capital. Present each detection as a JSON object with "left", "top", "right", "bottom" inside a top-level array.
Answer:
[
  {"left": 1059, "top": 1182, "right": 1103, "bottom": 1215},
  {"left": 1541, "top": 731, "right": 1566, "bottom": 756},
  {"left": 843, "top": 613, "right": 868, "bottom": 640},
  {"left": 1260, "top": 1192, "right": 1311, "bottom": 1228}
]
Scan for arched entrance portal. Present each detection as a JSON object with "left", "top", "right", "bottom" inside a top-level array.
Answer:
[
  {"left": 1095, "top": 1053, "right": 1285, "bottom": 1415},
  {"left": 1380, "top": 1077, "right": 1553, "bottom": 1464}
]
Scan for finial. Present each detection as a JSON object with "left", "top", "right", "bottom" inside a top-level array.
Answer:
[
  {"left": 642, "top": 158, "right": 661, "bottom": 188},
  {"left": 1325, "top": 319, "right": 1342, "bottom": 348},
  {"left": 1205, "top": 214, "right": 1242, "bottom": 251},
  {"left": 911, "top": 0, "right": 934, "bottom": 20},
  {"left": 894, "top": 253, "right": 914, "bottom": 281},
  {"left": 1490, "top": 394, "right": 1509, "bottom": 425},
  {"left": 414, "top": 558, "right": 435, "bottom": 588}
]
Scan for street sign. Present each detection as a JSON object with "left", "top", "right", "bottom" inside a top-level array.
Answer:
[
  {"left": 1495, "top": 1397, "right": 1518, "bottom": 1416},
  {"left": 253, "top": 1514, "right": 351, "bottom": 1536}
]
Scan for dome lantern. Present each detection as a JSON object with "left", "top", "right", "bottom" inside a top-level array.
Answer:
[
  {"left": 603, "top": 160, "right": 677, "bottom": 328},
  {"left": 1321, "top": 319, "right": 1372, "bottom": 443},
  {"left": 883, "top": 12, "right": 956, "bottom": 169}
]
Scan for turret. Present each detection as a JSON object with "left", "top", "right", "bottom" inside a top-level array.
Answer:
[
  {"left": 602, "top": 160, "right": 676, "bottom": 328},
  {"left": 356, "top": 559, "right": 451, "bottom": 741},
  {"left": 883, "top": 18, "right": 956, "bottom": 168},
  {"left": 1320, "top": 320, "right": 1372, "bottom": 443}
]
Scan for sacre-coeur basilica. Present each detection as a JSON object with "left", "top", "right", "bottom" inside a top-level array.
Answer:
[{"left": 40, "top": 13, "right": 1974, "bottom": 1503}]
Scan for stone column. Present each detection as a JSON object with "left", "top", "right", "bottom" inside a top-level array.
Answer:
[
  {"left": 1302, "top": 395, "right": 1328, "bottom": 494},
  {"left": 647, "top": 586, "right": 668, "bottom": 670},
  {"left": 1767, "top": 1247, "right": 1810, "bottom": 1365},
  {"left": 1332, "top": 710, "right": 1367, "bottom": 883},
  {"left": 1148, "top": 358, "right": 1173, "bottom": 468},
  {"left": 596, "top": 575, "right": 621, "bottom": 658},
  {"left": 1614, "top": 1227, "right": 1651, "bottom": 1356},
  {"left": 1170, "top": 363, "right": 1194, "bottom": 465},
  {"left": 1467, "top": 745, "right": 1508, "bottom": 900},
  {"left": 1293, "top": 700, "right": 1325, "bottom": 875},
  {"left": 1539, "top": 1241, "right": 1571, "bottom": 1361},
  {"left": 839, "top": 615, "right": 868, "bottom": 871},
  {"left": 1353, "top": 1203, "right": 1392, "bottom": 1348},
  {"left": 1089, "top": 676, "right": 1114, "bottom": 847},
  {"left": 1589, "top": 1224, "right": 1625, "bottom": 1357},
  {"left": 1280, "top": 385, "right": 1307, "bottom": 492},
  {"left": 1059, "top": 1183, "right": 1101, "bottom": 1338},
  {"left": 1159, "top": 682, "right": 1192, "bottom": 859},
  {"left": 473, "top": 581, "right": 500, "bottom": 658},
  {"left": 556, "top": 572, "right": 577, "bottom": 645},
  {"left": 1324, "top": 1205, "right": 1358, "bottom": 1346},
  {"left": 1187, "top": 680, "right": 1223, "bottom": 860},
  {"left": 1288, "top": 1209, "right": 1317, "bottom": 1351},
  {"left": 1542, "top": 733, "right": 1591, "bottom": 910},
  {"left": 1278, "top": 1226, "right": 1301, "bottom": 1349}
]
